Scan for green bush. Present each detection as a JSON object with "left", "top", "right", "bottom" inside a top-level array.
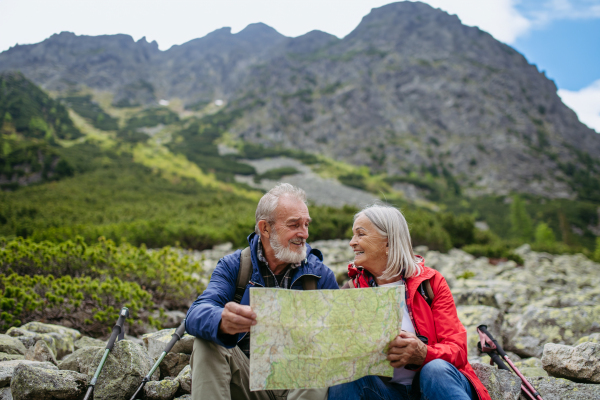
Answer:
[
  {"left": 59, "top": 95, "right": 119, "bottom": 131},
  {"left": 404, "top": 209, "right": 452, "bottom": 252},
  {"left": 0, "top": 273, "right": 155, "bottom": 335},
  {"left": 440, "top": 213, "right": 475, "bottom": 248},
  {"left": 510, "top": 195, "right": 534, "bottom": 242},
  {"left": 534, "top": 222, "right": 556, "bottom": 246},
  {"left": 0, "top": 236, "right": 204, "bottom": 309},
  {"left": 462, "top": 243, "right": 524, "bottom": 265},
  {"left": 594, "top": 237, "right": 600, "bottom": 262}
]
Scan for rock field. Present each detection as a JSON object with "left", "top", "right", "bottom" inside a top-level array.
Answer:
[{"left": 0, "top": 240, "right": 599, "bottom": 399}]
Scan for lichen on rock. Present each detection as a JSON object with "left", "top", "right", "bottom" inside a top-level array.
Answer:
[{"left": 10, "top": 363, "right": 87, "bottom": 400}]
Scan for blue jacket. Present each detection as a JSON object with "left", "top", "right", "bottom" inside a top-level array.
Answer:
[{"left": 185, "top": 232, "right": 339, "bottom": 347}]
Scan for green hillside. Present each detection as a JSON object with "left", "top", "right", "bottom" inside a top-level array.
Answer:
[{"left": 0, "top": 73, "right": 599, "bottom": 335}]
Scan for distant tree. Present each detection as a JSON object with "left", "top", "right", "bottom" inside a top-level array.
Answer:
[
  {"left": 510, "top": 195, "right": 533, "bottom": 242},
  {"left": 534, "top": 222, "right": 556, "bottom": 246},
  {"left": 594, "top": 237, "right": 600, "bottom": 262}
]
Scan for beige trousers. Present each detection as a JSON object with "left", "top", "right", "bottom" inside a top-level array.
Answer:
[{"left": 190, "top": 337, "right": 327, "bottom": 400}]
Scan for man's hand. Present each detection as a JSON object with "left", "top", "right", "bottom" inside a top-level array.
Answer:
[
  {"left": 218, "top": 302, "right": 257, "bottom": 335},
  {"left": 387, "top": 331, "right": 427, "bottom": 368}
]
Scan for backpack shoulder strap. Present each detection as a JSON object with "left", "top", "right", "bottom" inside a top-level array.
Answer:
[
  {"left": 418, "top": 279, "right": 435, "bottom": 307},
  {"left": 234, "top": 247, "right": 252, "bottom": 304},
  {"left": 301, "top": 275, "right": 318, "bottom": 291}
]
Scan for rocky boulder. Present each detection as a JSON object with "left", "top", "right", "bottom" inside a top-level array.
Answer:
[
  {"left": 577, "top": 332, "right": 600, "bottom": 344},
  {"left": 10, "top": 363, "right": 87, "bottom": 400},
  {"left": 520, "top": 376, "right": 600, "bottom": 399},
  {"left": 471, "top": 362, "right": 521, "bottom": 400},
  {"left": 512, "top": 357, "right": 547, "bottom": 377},
  {"left": 142, "top": 329, "right": 194, "bottom": 359},
  {"left": 4, "top": 328, "right": 57, "bottom": 358},
  {"left": 503, "top": 305, "right": 600, "bottom": 358},
  {"left": 74, "top": 336, "right": 106, "bottom": 351},
  {"left": 144, "top": 378, "right": 180, "bottom": 400},
  {"left": 0, "top": 355, "right": 22, "bottom": 363},
  {"left": 58, "top": 346, "right": 103, "bottom": 373},
  {"left": 0, "top": 387, "right": 11, "bottom": 400},
  {"left": 0, "top": 360, "right": 57, "bottom": 388},
  {"left": 24, "top": 340, "right": 57, "bottom": 366},
  {"left": 82, "top": 340, "right": 158, "bottom": 400},
  {"left": 176, "top": 365, "right": 191, "bottom": 394},
  {"left": 14, "top": 322, "right": 78, "bottom": 359},
  {"left": 0, "top": 336, "right": 26, "bottom": 357},
  {"left": 542, "top": 342, "right": 600, "bottom": 383},
  {"left": 456, "top": 305, "right": 503, "bottom": 356},
  {"left": 159, "top": 353, "right": 190, "bottom": 379}
]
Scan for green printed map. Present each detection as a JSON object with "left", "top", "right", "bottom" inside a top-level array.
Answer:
[{"left": 249, "top": 286, "right": 405, "bottom": 390}]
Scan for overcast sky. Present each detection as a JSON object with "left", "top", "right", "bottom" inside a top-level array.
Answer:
[{"left": 1, "top": 0, "right": 599, "bottom": 132}]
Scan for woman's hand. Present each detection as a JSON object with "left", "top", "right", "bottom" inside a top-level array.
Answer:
[{"left": 387, "top": 331, "right": 427, "bottom": 368}]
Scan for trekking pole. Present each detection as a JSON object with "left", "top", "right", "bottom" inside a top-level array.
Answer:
[
  {"left": 129, "top": 319, "right": 187, "bottom": 400},
  {"left": 83, "top": 307, "right": 129, "bottom": 400},
  {"left": 477, "top": 325, "right": 544, "bottom": 400}
]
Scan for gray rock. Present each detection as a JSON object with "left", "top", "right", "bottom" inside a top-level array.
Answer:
[
  {"left": 471, "top": 362, "right": 521, "bottom": 400},
  {"left": 142, "top": 330, "right": 194, "bottom": 359},
  {"left": 577, "top": 332, "right": 600, "bottom": 344},
  {"left": 144, "top": 379, "right": 180, "bottom": 400},
  {"left": 81, "top": 340, "right": 158, "bottom": 400},
  {"left": 5, "top": 328, "right": 57, "bottom": 357},
  {"left": 0, "top": 360, "right": 57, "bottom": 388},
  {"left": 503, "top": 305, "right": 600, "bottom": 358},
  {"left": 0, "top": 336, "right": 26, "bottom": 356},
  {"left": 176, "top": 365, "right": 191, "bottom": 394},
  {"left": 159, "top": 353, "right": 190, "bottom": 379},
  {"left": 512, "top": 357, "right": 547, "bottom": 377},
  {"left": 0, "top": 354, "right": 23, "bottom": 363},
  {"left": 16, "top": 322, "right": 78, "bottom": 359},
  {"left": 19, "top": 322, "right": 81, "bottom": 340},
  {"left": 519, "top": 376, "right": 600, "bottom": 400},
  {"left": 10, "top": 363, "right": 87, "bottom": 400},
  {"left": 25, "top": 340, "right": 57, "bottom": 365},
  {"left": 0, "top": 387, "right": 11, "bottom": 400},
  {"left": 542, "top": 342, "right": 600, "bottom": 383},
  {"left": 453, "top": 288, "right": 501, "bottom": 309},
  {"left": 162, "top": 310, "right": 186, "bottom": 329},
  {"left": 58, "top": 346, "right": 103, "bottom": 372},
  {"left": 174, "top": 396, "right": 191, "bottom": 400},
  {"left": 456, "top": 305, "right": 503, "bottom": 356},
  {"left": 74, "top": 336, "right": 106, "bottom": 351}
]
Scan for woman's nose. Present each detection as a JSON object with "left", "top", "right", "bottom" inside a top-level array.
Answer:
[{"left": 349, "top": 235, "right": 357, "bottom": 246}]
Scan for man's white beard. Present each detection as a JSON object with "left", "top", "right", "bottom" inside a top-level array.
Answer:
[{"left": 269, "top": 228, "right": 306, "bottom": 265}]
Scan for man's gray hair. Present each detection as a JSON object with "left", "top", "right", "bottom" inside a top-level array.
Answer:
[
  {"left": 255, "top": 183, "right": 307, "bottom": 234},
  {"left": 356, "top": 204, "right": 422, "bottom": 279}
]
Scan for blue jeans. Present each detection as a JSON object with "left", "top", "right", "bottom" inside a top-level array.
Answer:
[{"left": 328, "top": 359, "right": 477, "bottom": 400}]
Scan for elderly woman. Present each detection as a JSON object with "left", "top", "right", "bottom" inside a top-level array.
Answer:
[{"left": 328, "top": 205, "right": 491, "bottom": 400}]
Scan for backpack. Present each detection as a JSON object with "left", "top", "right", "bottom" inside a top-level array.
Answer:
[{"left": 233, "top": 247, "right": 318, "bottom": 304}]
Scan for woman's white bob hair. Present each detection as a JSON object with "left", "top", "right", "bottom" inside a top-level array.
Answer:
[{"left": 356, "top": 204, "right": 422, "bottom": 280}]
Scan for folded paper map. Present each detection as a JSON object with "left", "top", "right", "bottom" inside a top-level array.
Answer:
[{"left": 249, "top": 286, "right": 405, "bottom": 390}]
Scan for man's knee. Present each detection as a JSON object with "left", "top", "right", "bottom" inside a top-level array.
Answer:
[{"left": 191, "top": 337, "right": 232, "bottom": 370}]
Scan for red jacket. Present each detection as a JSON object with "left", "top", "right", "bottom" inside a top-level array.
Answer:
[{"left": 407, "top": 264, "right": 491, "bottom": 400}]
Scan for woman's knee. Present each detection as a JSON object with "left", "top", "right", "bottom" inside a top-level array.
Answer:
[{"left": 419, "top": 359, "right": 459, "bottom": 386}]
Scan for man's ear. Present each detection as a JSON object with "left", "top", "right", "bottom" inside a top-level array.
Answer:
[{"left": 258, "top": 220, "right": 270, "bottom": 238}]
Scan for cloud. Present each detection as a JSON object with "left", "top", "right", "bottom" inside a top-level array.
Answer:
[
  {"left": 422, "top": 0, "right": 531, "bottom": 43},
  {"left": 558, "top": 79, "right": 600, "bottom": 133},
  {"left": 518, "top": 0, "right": 600, "bottom": 27}
]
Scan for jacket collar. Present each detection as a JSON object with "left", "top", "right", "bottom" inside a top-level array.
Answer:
[{"left": 246, "top": 232, "right": 321, "bottom": 286}]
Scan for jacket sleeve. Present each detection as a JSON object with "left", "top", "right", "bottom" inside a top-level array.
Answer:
[
  {"left": 185, "top": 253, "right": 241, "bottom": 348},
  {"left": 422, "top": 274, "right": 469, "bottom": 369},
  {"left": 317, "top": 263, "right": 340, "bottom": 290}
]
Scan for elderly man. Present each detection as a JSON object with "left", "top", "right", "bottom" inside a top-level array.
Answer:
[{"left": 186, "top": 183, "right": 338, "bottom": 400}]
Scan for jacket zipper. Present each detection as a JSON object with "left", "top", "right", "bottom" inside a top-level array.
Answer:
[{"left": 238, "top": 281, "right": 263, "bottom": 343}]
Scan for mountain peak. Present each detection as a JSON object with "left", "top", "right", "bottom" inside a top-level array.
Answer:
[{"left": 235, "top": 23, "right": 286, "bottom": 46}]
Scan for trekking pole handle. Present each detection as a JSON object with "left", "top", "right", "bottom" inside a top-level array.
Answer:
[
  {"left": 477, "top": 324, "right": 507, "bottom": 358},
  {"left": 106, "top": 307, "right": 129, "bottom": 351},
  {"left": 164, "top": 319, "right": 187, "bottom": 353}
]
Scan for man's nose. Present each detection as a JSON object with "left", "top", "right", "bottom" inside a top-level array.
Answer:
[{"left": 298, "top": 225, "right": 309, "bottom": 238}]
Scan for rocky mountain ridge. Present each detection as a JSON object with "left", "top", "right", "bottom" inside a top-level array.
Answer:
[{"left": 1, "top": 2, "right": 599, "bottom": 199}]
